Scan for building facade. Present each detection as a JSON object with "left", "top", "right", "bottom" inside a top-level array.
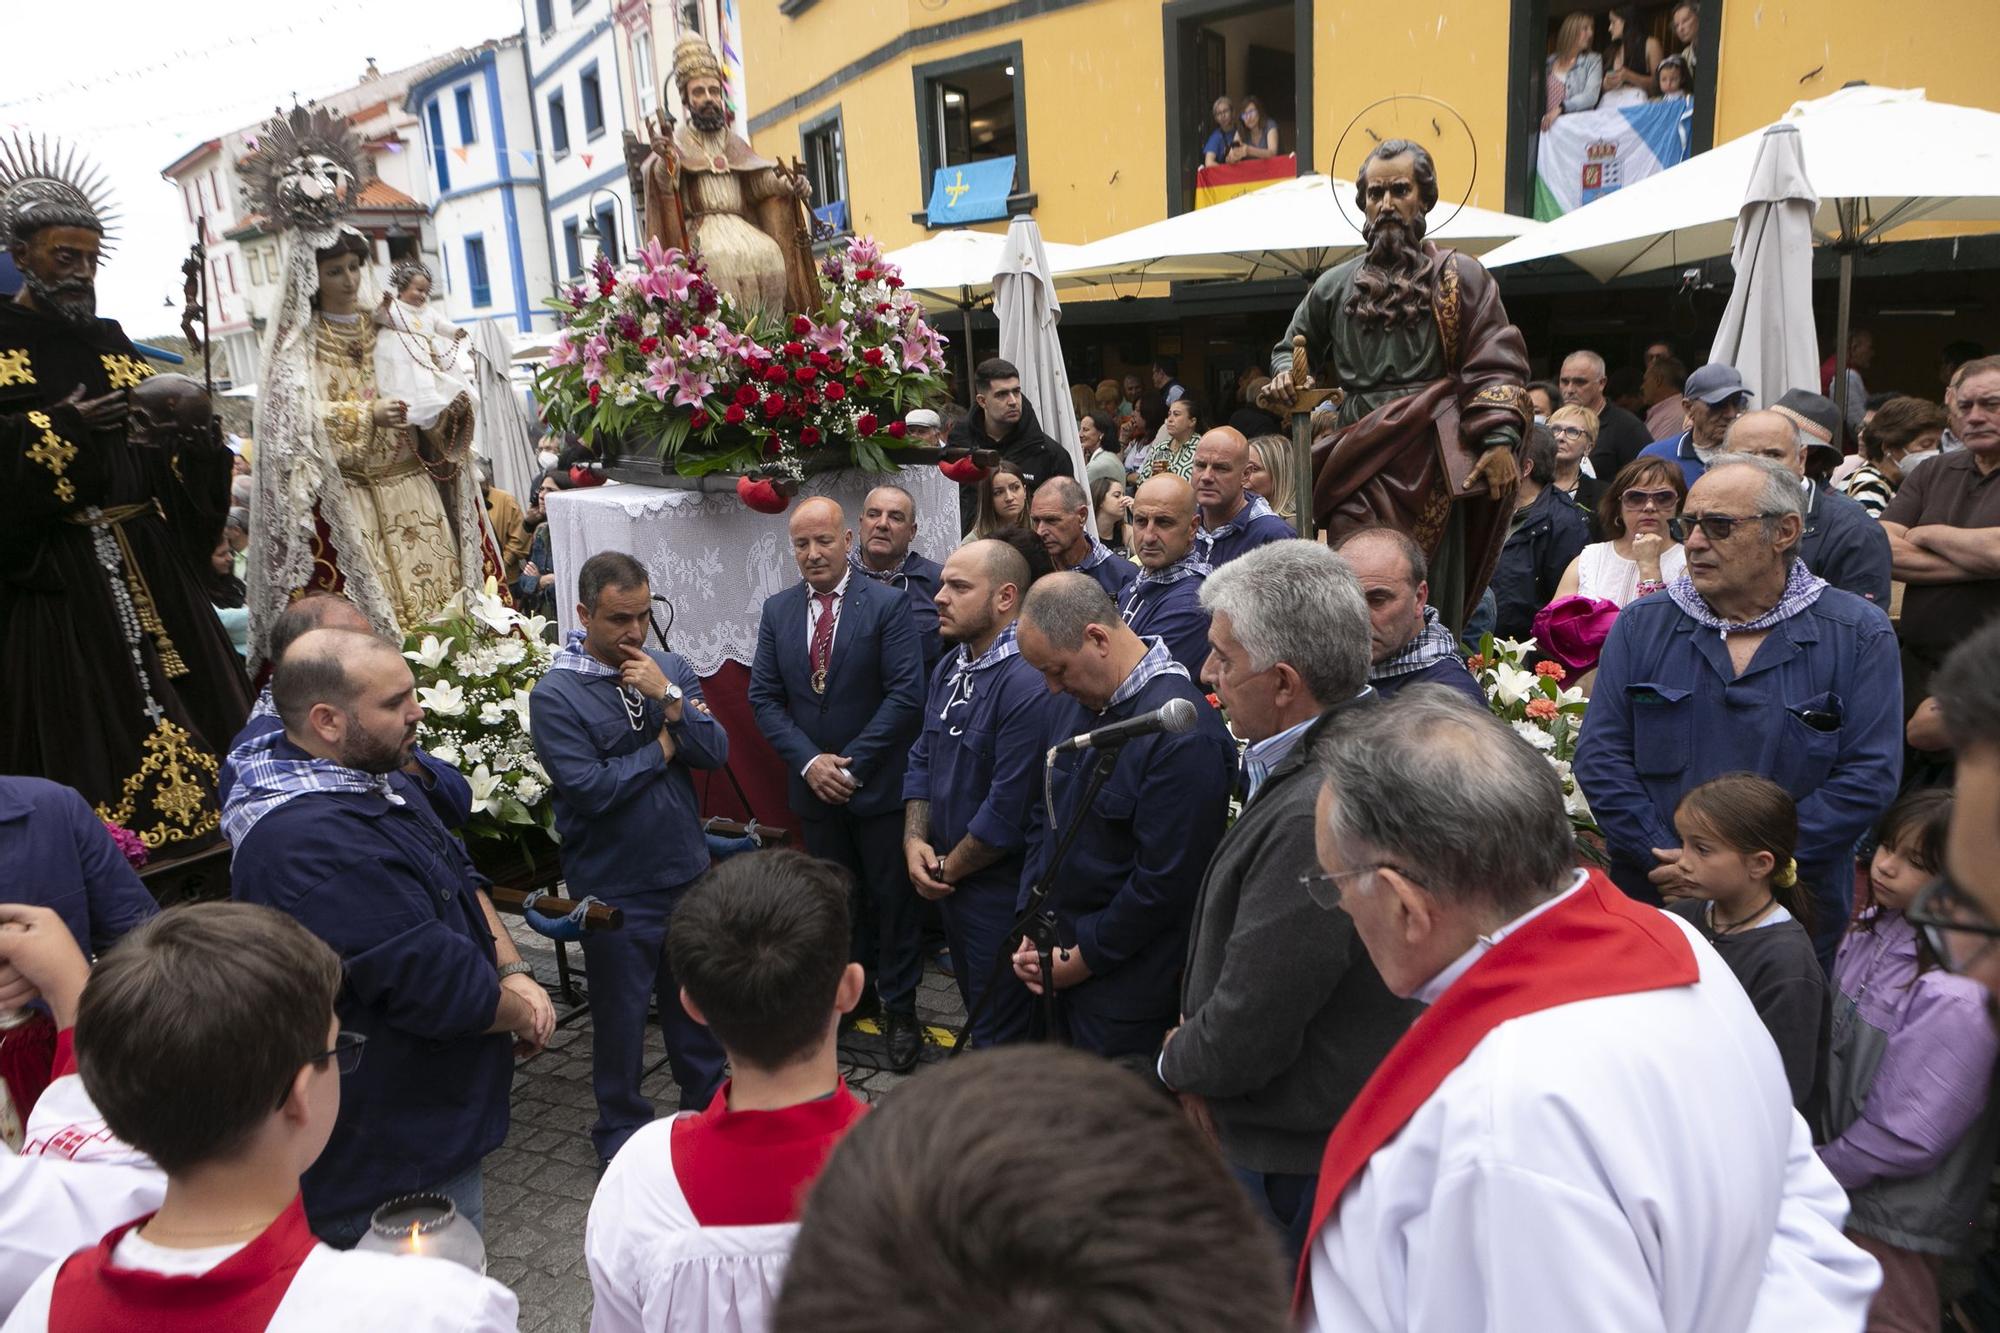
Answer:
[
  {"left": 407, "top": 38, "right": 559, "bottom": 332},
  {"left": 524, "top": 0, "right": 638, "bottom": 281}
]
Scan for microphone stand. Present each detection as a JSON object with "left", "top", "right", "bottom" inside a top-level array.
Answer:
[{"left": 951, "top": 743, "right": 1120, "bottom": 1055}]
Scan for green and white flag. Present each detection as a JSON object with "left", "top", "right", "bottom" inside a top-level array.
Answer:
[{"left": 1534, "top": 100, "right": 1693, "bottom": 220}]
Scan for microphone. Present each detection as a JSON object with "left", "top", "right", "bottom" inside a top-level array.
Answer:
[{"left": 1053, "top": 697, "right": 1199, "bottom": 753}]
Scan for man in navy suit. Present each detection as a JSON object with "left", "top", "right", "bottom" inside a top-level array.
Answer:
[
  {"left": 1009, "top": 573, "right": 1236, "bottom": 1059},
  {"left": 750, "top": 497, "right": 928, "bottom": 1071},
  {"left": 848, "top": 484, "right": 945, "bottom": 672}
]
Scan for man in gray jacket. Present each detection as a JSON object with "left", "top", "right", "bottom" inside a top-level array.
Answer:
[{"left": 1157, "top": 540, "right": 1419, "bottom": 1262}]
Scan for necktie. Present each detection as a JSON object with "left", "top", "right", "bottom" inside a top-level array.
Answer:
[{"left": 810, "top": 591, "right": 836, "bottom": 693}]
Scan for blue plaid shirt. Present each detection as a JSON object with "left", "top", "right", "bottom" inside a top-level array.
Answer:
[
  {"left": 1108, "top": 636, "right": 1190, "bottom": 710},
  {"left": 221, "top": 728, "right": 403, "bottom": 848},
  {"left": 1195, "top": 491, "right": 1278, "bottom": 565}
]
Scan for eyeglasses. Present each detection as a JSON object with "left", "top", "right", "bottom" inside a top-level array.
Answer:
[
  {"left": 1297, "top": 862, "right": 1407, "bottom": 911},
  {"left": 1549, "top": 425, "right": 1592, "bottom": 440},
  {"left": 313, "top": 1030, "right": 368, "bottom": 1075},
  {"left": 1672, "top": 511, "right": 1785, "bottom": 542},
  {"left": 1619, "top": 488, "right": 1680, "bottom": 510},
  {"left": 1906, "top": 876, "right": 2000, "bottom": 975}
]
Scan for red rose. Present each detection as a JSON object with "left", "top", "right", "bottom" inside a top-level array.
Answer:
[
  {"left": 875, "top": 302, "right": 892, "bottom": 313},
  {"left": 764, "top": 433, "right": 782, "bottom": 457},
  {"left": 588, "top": 383, "right": 601, "bottom": 405},
  {"left": 824, "top": 382, "right": 846, "bottom": 401},
  {"left": 802, "top": 388, "right": 821, "bottom": 406},
  {"left": 855, "top": 266, "right": 876, "bottom": 281},
  {"left": 794, "top": 366, "right": 818, "bottom": 384},
  {"left": 762, "top": 393, "right": 786, "bottom": 417},
  {"left": 852, "top": 373, "right": 869, "bottom": 390},
  {"left": 639, "top": 336, "right": 660, "bottom": 354},
  {"left": 734, "top": 384, "right": 759, "bottom": 407},
  {"left": 887, "top": 420, "right": 906, "bottom": 439},
  {"left": 763, "top": 365, "right": 789, "bottom": 385},
  {"left": 783, "top": 340, "right": 806, "bottom": 358},
  {"left": 856, "top": 412, "right": 878, "bottom": 435},
  {"left": 800, "top": 426, "right": 822, "bottom": 446},
  {"left": 809, "top": 350, "right": 831, "bottom": 369},
  {"left": 599, "top": 279, "right": 616, "bottom": 296},
  {"left": 886, "top": 275, "right": 904, "bottom": 289},
  {"left": 792, "top": 315, "right": 812, "bottom": 335},
  {"left": 689, "top": 410, "right": 711, "bottom": 430},
  {"left": 691, "top": 324, "right": 709, "bottom": 339},
  {"left": 724, "top": 403, "right": 747, "bottom": 424},
  {"left": 787, "top": 400, "right": 808, "bottom": 420},
  {"left": 863, "top": 347, "right": 884, "bottom": 367}
]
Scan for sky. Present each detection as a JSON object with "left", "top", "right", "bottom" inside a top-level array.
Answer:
[{"left": 7, "top": 0, "right": 525, "bottom": 339}]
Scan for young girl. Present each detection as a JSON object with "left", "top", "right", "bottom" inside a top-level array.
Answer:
[
  {"left": 373, "top": 259, "right": 476, "bottom": 432},
  {"left": 1821, "top": 789, "right": 2000, "bottom": 1333},
  {"left": 1667, "top": 774, "right": 1829, "bottom": 1117}
]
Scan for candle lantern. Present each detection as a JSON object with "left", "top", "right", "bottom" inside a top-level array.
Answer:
[{"left": 354, "top": 1191, "right": 486, "bottom": 1273}]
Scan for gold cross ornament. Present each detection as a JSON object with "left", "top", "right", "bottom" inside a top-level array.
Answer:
[{"left": 0, "top": 349, "right": 33, "bottom": 387}]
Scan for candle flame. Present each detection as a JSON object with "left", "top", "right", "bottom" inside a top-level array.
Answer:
[{"left": 409, "top": 1222, "right": 422, "bottom": 1254}]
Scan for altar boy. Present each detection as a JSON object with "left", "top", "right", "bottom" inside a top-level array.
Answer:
[
  {"left": 5, "top": 904, "right": 518, "bottom": 1331},
  {"left": 585, "top": 849, "right": 869, "bottom": 1333}
]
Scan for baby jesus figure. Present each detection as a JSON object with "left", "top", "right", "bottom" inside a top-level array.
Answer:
[{"left": 373, "top": 259, "right": 478, "bottom": 434}]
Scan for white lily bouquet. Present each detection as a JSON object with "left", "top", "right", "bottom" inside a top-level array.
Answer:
[
  {"left": 1465, "top": 634, "right": 1597, "bottom": 839},
  {"left": 400, "top": 579, "right": 560, "bottom": 847}
]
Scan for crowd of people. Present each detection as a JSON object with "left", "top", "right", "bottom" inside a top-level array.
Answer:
[{"left": 1543, "top": 0, "right": 1701, "bottom": 132}]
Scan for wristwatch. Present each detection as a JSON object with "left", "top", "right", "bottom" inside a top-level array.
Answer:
[
  {"left": 497, "top": 961, "right": 535, "bottom": 980},
  {"left": 664, "top": 681, "right": 683, "bottom": 704}
]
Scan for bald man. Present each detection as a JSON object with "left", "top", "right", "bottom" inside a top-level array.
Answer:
[
  {"left": 1721, "top": 409, "right": 1891, "bottom": 606},
  {"left": 1191, "top": 426, "right": 1295, "bottom": 568},
  {"left": 226, "top": 627, "right": 549, "bottom": 1244},
  {"left": 1117, "top": 475, "right": 1214, "bottom": 677},
  {"left": 218, "top": 591, "right": 472, "bottom": 827},
  {"left": 903, "top": 539, "right": 1057, "bottom": 1046},
  {"left": 750, "top": 497, "right": 929, "bottom": 1071}
]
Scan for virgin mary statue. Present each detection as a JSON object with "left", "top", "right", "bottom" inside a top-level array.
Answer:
[{"left": 244, "top": 104, "right": 500, "bottom": 667}]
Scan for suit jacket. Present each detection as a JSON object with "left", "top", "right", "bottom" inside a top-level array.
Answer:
[
  {"left": 749, "top": 575, "right": 924, "bottom": 820},
  {"left": 1800, "top": 480, "right": 1891, "bottom": 608}
]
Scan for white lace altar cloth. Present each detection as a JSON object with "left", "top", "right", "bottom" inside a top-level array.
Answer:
[{"left": 546, "top": 466, "right": 962, "bottom": 676}]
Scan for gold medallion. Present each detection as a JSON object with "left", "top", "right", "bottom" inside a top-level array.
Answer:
[{"left": 811, "top": 668, "right": 827, "bottom": 694}]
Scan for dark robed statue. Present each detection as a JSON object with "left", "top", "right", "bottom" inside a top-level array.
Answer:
[
  {"left": 1264, "top": 140, "right": 1532, "bottom": 630},
  {"left": 0, "top": 135, "right": 249, "bottom": 853}
]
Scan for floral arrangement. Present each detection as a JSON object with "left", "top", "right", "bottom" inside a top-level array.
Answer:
[
  {"left": 101, "top": 821, "right": 148, "bottom": 870},
  {"left": 1467, "top": 634, "right": 1596, "bottom": 837},
  {"left": 400, "top": 579, "right": 559, "bottom": 847},
  {"left": 533, "top": 236, "right": 951, "bottom": 488}
]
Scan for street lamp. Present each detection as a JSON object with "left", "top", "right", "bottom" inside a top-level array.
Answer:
[{"left": 580, "top": 187, "right": 638, "bottom": 263}]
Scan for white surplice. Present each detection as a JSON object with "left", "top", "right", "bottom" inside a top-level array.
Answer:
[
  {"left": 585, "top": 1117, "right": 796, "bottom": 1333},
  {"left": 1302, "top": 911, "right": 1880, "bottom": 1333}
]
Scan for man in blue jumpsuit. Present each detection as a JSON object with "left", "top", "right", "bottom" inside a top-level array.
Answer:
[
  {"left": 1029, "top": 477, "right": 1135, "bottom": 598},
  {"left": 0, "top": 775, "right": 156, "bottom": 957},
  {"left": 1009, "top": 573, "right": 1235, "bottom": 1059},
  {"left": 1117, "top": 474, "right": 1213, "bottom": 678},
  {"left": 902, "top": 540, "right": 1054, "bottom": 1046},
  {"left": 849, "top": 484, "right": 945, "bottom": 673},
  {"left": 227, "top": 628, "right": 553, "bottom": 1245},
  {"left": 530, "top": 551, "right": 729, "bottom": 1164}
]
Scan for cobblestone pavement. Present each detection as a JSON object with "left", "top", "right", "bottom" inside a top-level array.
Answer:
[{"left": 487, "top": 922, "right": 968, "bottom": 1332}]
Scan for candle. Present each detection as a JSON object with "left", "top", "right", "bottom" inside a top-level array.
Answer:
[{"left": 354, "top": 1192, "right": 485, "bottom": 1272}]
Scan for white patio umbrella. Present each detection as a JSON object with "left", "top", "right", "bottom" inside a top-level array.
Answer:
[
  {"left": 884, "top": 228, "right": 1089, "bottom": 389},
  {"left": 1708, "top": 123, "right": 1821, "bottom": 411},
  {"left": 471, "top": 318, "right": 541, "bottom": 506},
  {"left": 1480, "top": 87, "right": 2000, "bottom": 420},
  {"left": 1062, "top": 173, "right": 1536, "bottom": 285},
  {"left": 993, "top": 215, "right": 1093, "bottom": 532}
]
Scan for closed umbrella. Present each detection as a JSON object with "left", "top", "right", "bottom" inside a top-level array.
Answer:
[
  {"left": 1708, "top": 123, "right": 1820, "bottom": 410},
  {"left": 993, "top": 214, "right": 1093, "bottom": 532},
  {"left": 471, "top": 318, "right": 540, "bottom": 507},
  {"left": 884, "top": 228, "right": 1089, "bottom": 389}
]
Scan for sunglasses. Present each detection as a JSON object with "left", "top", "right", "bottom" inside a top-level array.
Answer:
[
  {"left": 1672, "top": 511, "right": 1785, "bottom": 542},
  {"left": 1619, "top": 488, "right": 1680, "bottom": 510},
  {"left": 1907, "top": 876, "right": 2000, "bottom": 975}
]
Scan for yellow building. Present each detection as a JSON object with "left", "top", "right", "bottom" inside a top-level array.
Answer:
[{"left": 734, "top": 0, "right": 1998, "bottom": 399}]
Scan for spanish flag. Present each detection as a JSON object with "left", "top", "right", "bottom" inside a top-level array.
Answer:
[{"left": 1195, "top": 154, "right": 1298, "bottom": 209}]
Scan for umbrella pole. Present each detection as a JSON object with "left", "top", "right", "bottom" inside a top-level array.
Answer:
[
  {"left": 961, "top": 292, "right": 976, "bottom": 405},
  {"left": 1833, "top": 226, "right": 1855, "bottom": 449}
]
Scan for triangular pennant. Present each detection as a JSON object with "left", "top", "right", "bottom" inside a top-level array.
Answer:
[
  {"left": 519, "top": 148, "right": 537, "bottom": 166},
  {"left": 452, "top": 145, "right": 470, "bottom": 162},
  {"left": 581, "top": 153, "right": 594, "bottom": 168}
]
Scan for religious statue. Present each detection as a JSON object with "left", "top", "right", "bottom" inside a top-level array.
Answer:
[
  {"left": 625, "top": 37, "right": 820, "bottom": 318},
  {"left": 245, "top": 104, "right": 502, "bottom": 667},
  {"left": 1263, "top": 139, "right": 1532, "bottom": 630},
  {"left": 0, "top": 135, "right": 251, "bottom": 852}
]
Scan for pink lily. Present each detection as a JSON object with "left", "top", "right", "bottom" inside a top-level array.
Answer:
[
  {"left": 806, "top": 319, "right": 848, "bottom": 355},
  {"left": 671, "top": 367, "right": 714, "bottom": 408},
  {"left": 645, "top": 355, "right": 678, "bottom": 400},
  {"left": 546, "top": 333, "right": 579, "bottom": 367}
]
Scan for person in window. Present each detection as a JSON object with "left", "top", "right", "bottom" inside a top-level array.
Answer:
[
  {"left": 1227, "top": 96, "right": 1280, "bottom": 162},
  {"left": 1671, "top": 1, "right": 1700, "bottom": 73},
  {"left": 1600, "top": 5, "right": 1664, "bottom": 107},
  {"left": 1543, "top": 12, "right": 1603, "bottom": 132},
  {"left": 1655, "top": 54, "right": 1693, "bottom": 101},
  {"left": 1202, "top": 97, "right": 1235, "bottom": 168}
]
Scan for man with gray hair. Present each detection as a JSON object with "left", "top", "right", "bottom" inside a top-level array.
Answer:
[
  {"left": 1721, "top": 406, "right": 1889, "bottom": 606},
  {"left": 1008, "top": 573, "right": 1235, "bottom": 1058},
  {"left": 1028, "top": 475, "right": 1135, "bottom": 597},
  {"left": 1575, "top": 453, "right": 1902, "bottom": 965},
  {"left": 1297, "top": 690, "right": 1879, "bottom": 1331},
  {"left": 1559, "top": 349, "right": 1651, "bottom": 477},
  {"left": 1157, "top": 541, "right": 1416, "bottom": 1263}
]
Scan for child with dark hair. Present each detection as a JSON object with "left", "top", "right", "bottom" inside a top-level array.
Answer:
[
  {"left": 8, "top": 903, "right": 515, "bottom": 1330},
  {"left": 585, "top": 848, "right": 868, "bottom": 1333},
  {"left": 1666, "top": 774, "right": 1830, "bottom": 1116},
  {"left": 1820, "top": 789, "right": 2000, "bottom": 1332}
]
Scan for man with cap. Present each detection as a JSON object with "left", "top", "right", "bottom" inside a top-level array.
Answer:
[
  {"left": 1719, "top": 403, "right": 1891, "bottom": 606},
  {"left": 904, "top": 408, "right": 945, "bottom": 447},
  {"left": 1639, "top": 363, "right": 1752, "bottom": 486}
]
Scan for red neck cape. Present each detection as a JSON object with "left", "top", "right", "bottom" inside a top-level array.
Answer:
[
  {"left": 670, "top": 1079, "right": 867, "bottom": 1227},
  {"left": 1294, "top": 871, "right": 1697, "bottom": 1311},
  {"left": 49, "top": 1195, "right": 318, "bottom": 1332}
]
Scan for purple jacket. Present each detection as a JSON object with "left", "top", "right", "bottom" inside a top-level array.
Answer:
[{"left": 1819, "top": 909, "right": 2000, "bottom": 1255}]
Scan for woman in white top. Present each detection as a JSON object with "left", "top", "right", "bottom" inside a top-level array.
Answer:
[{"left": 1555, "top": 457, "right": 1689, "bottom": 607}]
